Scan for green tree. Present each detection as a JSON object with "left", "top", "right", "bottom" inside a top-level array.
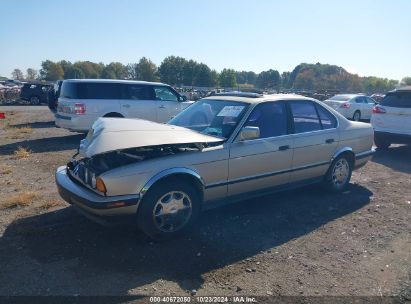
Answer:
[
  {"left": 135, "top": 57, "right": 158, "bottom": 81},
  {"left": 11, "top": 68, "right": 24, "bottom": 80},
  {"left": 256, "top": 69, "right": 281, "bottom": 89},
  {"left": 26, "top": 68, "right": 38, "bottom": 80},
  {"left": 101, "top": 62, "right": 127, "bottom": 79},
  {"left": 401, "top": 77, "right": 411, "bottom": 86},
  {"left": 219, "top": 69, "right": 237, "bottom": 88},
  {"left": 158, "top": 56, "right": 187, "bottom": 86},
  {"left": 73, "top": 61, "right": 103, "bottom": 78},
  {"left": 40, "top": 60, "right": 64, "bottom": 80},
  {"left": 236, "top": 71, "right": 257, "bottom": 85},
  {"left": 193, "top": 63, "right": 214, "bottom": 87}
]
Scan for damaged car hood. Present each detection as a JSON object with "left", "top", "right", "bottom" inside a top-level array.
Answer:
[{"left": 79, "top": 118, "right": 224, "bottom": 158}]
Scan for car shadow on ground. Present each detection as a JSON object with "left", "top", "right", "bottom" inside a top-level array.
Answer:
[
  {"left": 0, "top": 183, "right": 372, "bottom": 295},
  {"left": 10, "top": 121, "right": 55, "bottom": 129},
  {"left": 372, "top": 144, "right": 411, "bottom": 174},
  {"left": 0, "top": 134, "right": 84, "bottom": 155}
]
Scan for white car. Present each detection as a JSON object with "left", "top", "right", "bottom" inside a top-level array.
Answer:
[
  {"left": 323, "top": 94, "right": 376, "bottom": 121},
  {"left": 55, "top": 79, "right": 193, "bottom": 132},
  {"left": 371, "top": 87, "right": 411, "bottom": 149}
]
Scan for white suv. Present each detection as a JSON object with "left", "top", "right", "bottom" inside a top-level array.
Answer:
[
  {"left": 371, "top": 87, "right": 411, "bottom": 149},
  {"left": 55, "top": 79, "right": 193, "bottom": 132}
]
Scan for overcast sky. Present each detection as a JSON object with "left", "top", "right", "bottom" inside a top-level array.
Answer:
[{"left": 0, "top": 0, "right": 410, "bottom": 80}]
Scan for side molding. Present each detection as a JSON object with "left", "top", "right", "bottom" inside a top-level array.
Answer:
[{"left": 140, "top": 167, "right": 205, "bottom": 198}]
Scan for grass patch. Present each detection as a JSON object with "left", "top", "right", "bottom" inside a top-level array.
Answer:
[
  {"left": 1, "top": 191, "right": 38, "bottom": 209},
  {"left": 14, "top": 146, "right": 32, "bottom": 159},
  {"left": 14, "top": 126, "right": 33, "bottom": 134},
  {"left": 38, "top": 200, "right": 65, "bottom": 210},
  {"left": 0, "top": 165, "right": 12, "bottom": 175}
]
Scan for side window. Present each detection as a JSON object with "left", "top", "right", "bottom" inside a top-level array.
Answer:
[
  {"left": 77, "top": 83, "right": 121, "bottom": 99},
  {"left": 126, "top": 85, "right": 153, "bottom": 100},
  {"left": 289, "top": 101, "right": 322, "bottom": 133},
  {"left": 366, "top": 97, "right": 376, "bottom": 104},
  {"left": 244, "top": 102, "right": 288, "bottom": 139},
  {"left": 354, "top": 97, "right": 363, "bottom": 103},
  {"left": 154, "top": 86, "right": 178, "bottom": 101},
  {"left": 315, "top": 104, "right": 337, "bottom": 129}
]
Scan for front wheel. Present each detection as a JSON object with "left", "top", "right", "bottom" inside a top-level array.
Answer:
[
  {"left": 324, "top": 155, "right": 352, "bottom": 192},
  {"left": 137, "top": 180, "right": 201, "bottom": 240}
]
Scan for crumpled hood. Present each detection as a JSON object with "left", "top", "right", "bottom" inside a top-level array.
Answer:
[{"left": 79, "top": 118, "right": 223, "bottom": 158}]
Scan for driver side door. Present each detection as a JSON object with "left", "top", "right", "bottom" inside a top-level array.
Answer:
[{"left": 228, "top": 102, "right": 294, "bottom": 196}]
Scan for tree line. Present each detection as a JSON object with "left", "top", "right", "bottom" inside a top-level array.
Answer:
[{"left": 8, "top": 57, "right": 411, "bottom": 93}]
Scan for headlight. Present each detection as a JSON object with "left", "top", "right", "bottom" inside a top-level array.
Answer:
[{"left": 91, "top": 173, "right": 96, "bottom": 188}]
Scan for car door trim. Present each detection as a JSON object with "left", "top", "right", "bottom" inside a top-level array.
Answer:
[{"left": 205, "top": 160, "right": 330, "bottom": 189}]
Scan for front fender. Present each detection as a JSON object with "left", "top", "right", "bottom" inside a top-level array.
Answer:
[{"left": 140, "top": 167, "right": 205, "bottom": 197}]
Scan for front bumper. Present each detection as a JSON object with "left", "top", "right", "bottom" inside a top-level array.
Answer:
[{"left": 55, "top": 166, "right": 140, "bottom": 221}]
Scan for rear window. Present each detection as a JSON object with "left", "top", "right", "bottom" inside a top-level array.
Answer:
[
  {"left": 329, "top": 95, "right": 352, "bottom": 101},
  {"left": 380, "top": 92, "right": 411, "bottom": 108}
]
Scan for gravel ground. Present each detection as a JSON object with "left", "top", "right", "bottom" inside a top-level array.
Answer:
[{"left": 0, "top": 106, "right": 409, "bottom": 300}]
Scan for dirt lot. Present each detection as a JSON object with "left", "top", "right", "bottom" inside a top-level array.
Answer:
[{"left": 0, "top": 106, "right": 410, "bottom": 299}]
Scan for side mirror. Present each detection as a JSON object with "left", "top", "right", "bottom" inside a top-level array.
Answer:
[
  {"left": 180, "top": 95, "right": 188, "bottom": 102},
  {"left": 238, "top": 126, "right": 260, "bottom": 141}
]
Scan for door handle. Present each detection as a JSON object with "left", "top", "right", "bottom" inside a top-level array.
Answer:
[
  {"left": 122, "top": 104, "right": 130, "bottom": 108},
  {"left": 325, "top": 138, "right": 335, "bottom": 144},
  {"left": 279, "top": 145, "right": 290, "bottom": 151},
  {"left": 159, "top": 105, "right": 166, "bottom": 109}
]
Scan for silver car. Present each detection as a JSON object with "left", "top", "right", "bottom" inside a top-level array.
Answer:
[
  {"left": 56, "top": 93, "right": 375, "bottom": 239},
  {"left": 323, "top": 94, "right": 376, "bottom": 121}
]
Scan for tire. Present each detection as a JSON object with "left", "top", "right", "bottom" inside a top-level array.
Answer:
[
  {"left": 324, "top": 155, "right": 353, "bottom": 192},
  {"left": 374, "top": 134, "right": 391, "bottom": 150},
  {"left": 137, "top": 179, "right": 201, "bottom": 240},
  {"left": 29, "top": 96, "right": 40, "bottom": 105},
  {"left": 352, "top": 111, "right": 361, "bottom": 121},
  {"left": 103, "top": 112, "right": 124, "bottom": 118}
]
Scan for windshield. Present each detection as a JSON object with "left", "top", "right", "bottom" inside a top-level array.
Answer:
[{"left": 169, "top": 99, "right": 249, "bottom": 139}]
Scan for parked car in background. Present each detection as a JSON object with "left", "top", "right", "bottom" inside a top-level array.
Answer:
[
  {"left": 56, "top": 93, "right": 374, "bottom": 239},
  {"left": 323, "top": 94, "right": 376, "bottom": 121},
  {"left": 48, "top": 80, "right": 63, "bottom": 113},
  {"left": 55, "top": 79, "right": 192, "bottom": 132},
  {"left": 371, "top": 87, "right": 411, "bottom": 149},
  {"left": 20, "top": 82, "right": 54, "bottom": 105}
]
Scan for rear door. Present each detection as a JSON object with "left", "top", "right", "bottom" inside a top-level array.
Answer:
[
  {"left": 288, "top": 100, "right": 339, "bottom": 182},
  {"left": 121, "top": 84, "right": 157, "bottom": 121},
  {"left": 373, "top": 92, "right": 411, "bottom": 135}
]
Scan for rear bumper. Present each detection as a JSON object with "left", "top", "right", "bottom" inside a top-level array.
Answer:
[
  {"left": 55, "top": 114, "right": 92, "bottom": 132},
  {"left": 55, "top": 166, "right": 140, "bottom": 222},
  {"left": 375, "top": 131, "right": 411, "bottom": 144}
]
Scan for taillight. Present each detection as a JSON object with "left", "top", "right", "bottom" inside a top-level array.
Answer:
[
  {"left": 372, "top": 106, "right": 386, "bottom": 114},
  {"left": 340, "top": 102, "right": 351, "bottom": 109},
  {"left": 74, "top": 103, "right": 86, "bottom": 115}
]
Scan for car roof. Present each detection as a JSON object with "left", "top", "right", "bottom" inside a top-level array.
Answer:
[
  {"left": 330, "top": 94, "right": 362, "bottom": 99},
  {"left": 202, "top": 93, "right": 315, "bottom": 104},
  {"left": 392, "top": 86, "right": 411, "bottom": 92},
  {"left": 63, "top": 79, "right": 168, "bottom": 86}
]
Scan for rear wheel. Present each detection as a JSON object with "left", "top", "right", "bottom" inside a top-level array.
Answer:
[
  {"left": 352, "top": 111, "right": 361, "bottom": 121},
  {"left": 324, "top": 155, "right": 352, "bottom": 192},
  {"left": 137, "top": 180, "right": 201, "bottom": 240},
  {"left": 103, "top": 112, "right": 123, "bottom": 118},
  {"left": 29, "top": 96, "right": 40, "bottom": 105},
  {"left": 374, "top": 134, "right": 391, "bottom": 150}
]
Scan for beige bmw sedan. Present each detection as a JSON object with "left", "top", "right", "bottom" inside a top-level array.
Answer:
[{"left": 56, "top": 92, "right": 375, "bottom": 239}]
